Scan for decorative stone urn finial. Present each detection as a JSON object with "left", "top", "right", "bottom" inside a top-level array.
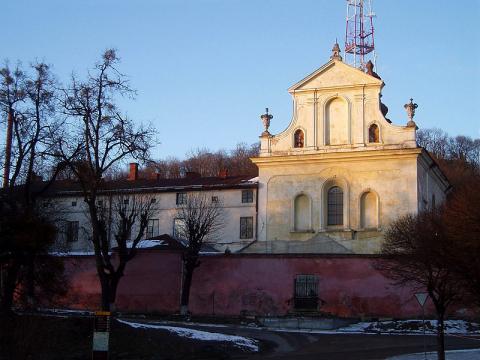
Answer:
[
  {"left": 260, "top": 107, "right": 273, "bottom": 136},
  {"left": 330, "top": 41, "right": 342, "bottom": 61},
  {"left": 404, "top": 98, "right": 418, "bottom": 128}
]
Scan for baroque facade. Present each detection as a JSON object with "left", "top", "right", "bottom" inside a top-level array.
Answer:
[
  {"left": 48, "top": 44, "right": 449, "bottom": 255},
  {"left": 249, "top": 44, "right": 449, "bottom": 254}
]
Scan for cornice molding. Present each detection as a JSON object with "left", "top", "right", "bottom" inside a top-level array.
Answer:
[{"left": 251, "top": 148, "right": 422, "bottom": 167}]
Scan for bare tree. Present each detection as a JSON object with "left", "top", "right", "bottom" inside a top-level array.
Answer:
[
  {"left": 0, "top": 62, "right": 66, "bottom": 314},
  {"left": 55, "top": 49, "right": 156, "bottom": 310},
  {"left": 443, "top": 174, "right": 480, "bottom": 307},
  {"left": 377, "top": 211, "right": 465, "bottom": 360},
  {"left": 175, "top": 193, "right": 224, "bottom": 315},
  {"left": 92, "top": 194, "right": 155, "bottom": 309}
]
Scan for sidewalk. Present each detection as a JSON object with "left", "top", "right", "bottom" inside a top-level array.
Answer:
[{"left": 387, "top": 348, "right": 480, "bottom": 360}]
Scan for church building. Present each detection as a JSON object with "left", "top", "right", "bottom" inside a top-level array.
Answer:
[{"left": 248, "top": 43, "right": 450, "bottom": 254}]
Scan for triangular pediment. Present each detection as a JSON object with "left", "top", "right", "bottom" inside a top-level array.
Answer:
[{"left": 288, "top": 60, "right": 383, "bottom": 92}]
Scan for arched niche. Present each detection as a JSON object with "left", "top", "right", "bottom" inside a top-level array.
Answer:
[
  {"left": 360, "top": 190, "right": 379, "bottom": 229},
  {"left": 293, "top": 128, "right": 305, "bottom": 148},
  {"left": 293, "top": 193, "right": 311, "bottom": 231},
  {"left": 368, "top": 123, "right": 380, "bottom": 143},
  {"left": 325, "top": 97, "right": 349, "bottom": 145}
]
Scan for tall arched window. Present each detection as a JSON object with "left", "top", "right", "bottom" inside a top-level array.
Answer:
[
  {"left": 369, "top": 124, "right": 379, "bottom": 143},
  {"left": 294, "top": 194, "right": 310, "bottom": 231},
  {"left": 327, "top": 186, "right": 343, "bottom": 226},
  {"left": 294, "top": 129, "right": 304, "bottom": 148}
]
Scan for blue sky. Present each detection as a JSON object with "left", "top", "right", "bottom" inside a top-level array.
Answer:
[{"left": 4, "top": 0, "right": 479, "bottom": 159}]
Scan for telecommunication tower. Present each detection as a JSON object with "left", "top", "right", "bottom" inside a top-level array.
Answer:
[{"left": 344, "top": 0, "right": 376, "bottom": 70}]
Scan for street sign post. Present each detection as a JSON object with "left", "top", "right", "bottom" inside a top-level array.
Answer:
[
  {"left": 415, "top": 292, "right": 429, "bottom": 360},
  {"left": 92, "top": 311, "right": 111, "bottom": 360}
]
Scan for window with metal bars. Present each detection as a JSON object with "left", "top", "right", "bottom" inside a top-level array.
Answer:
[
  {"left": 65, "top": 221, "right": 79, "bottom": 242},
  {"left": 294, "top": 275, "right": 318, "bottom": 310},
  {"left": 327, "top": 186, "right": 343, "bottom": 226},
  {"left": 241, "top": 190, "right": 253, "bottom": 203},
  {"left": 176, "top": 192, "right": 187, "bottom": 205},
  {"left": 146, "top": 219, "right": 159, "bottom": 239},
  {"left": 240, "top": 217, "right": 253, "bottom": 239}
]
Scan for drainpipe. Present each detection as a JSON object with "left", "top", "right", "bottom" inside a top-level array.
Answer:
[{"left": 255, "top": 186, "right": 259, "bottom": 242}]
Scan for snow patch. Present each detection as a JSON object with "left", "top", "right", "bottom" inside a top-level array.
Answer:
[
  {"left": 117, "top": 319, "right": 258, "bottom": 352},
  {"left": 49, "top": 251, "right": 95, "bottom": 256},
  {"left": 336, "top": 319, "right": 480, "bottom": 335},
  {"left": 127, "top": 240, "right": 165, "bottom": 248}
]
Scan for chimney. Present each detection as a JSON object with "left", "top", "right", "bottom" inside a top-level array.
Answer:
[
  {"left": 218, "top": 169, "right": 229, "bottom": 178},
  {"left": 128, "top": 163, "right": 138, "bottom": 181}
]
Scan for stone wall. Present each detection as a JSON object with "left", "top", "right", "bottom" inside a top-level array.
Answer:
[{"left": 57, "top": 251, "right": 466, "bottom": 319}]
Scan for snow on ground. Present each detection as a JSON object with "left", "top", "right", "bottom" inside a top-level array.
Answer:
[
  {"left": 387, "top": 348, "right": 480, "bottom": 360},
  {"left": 49, "top": 251, "right": 95, "bottom": 256},
  {"left": 117, "top": 319, "right": 259, "bottom": 352},
  {"left": 127, "top": 239, "right": 165, "bottom": 248},
  {"left": 336, "top": 320, "right": 480, "bottom": 335}
]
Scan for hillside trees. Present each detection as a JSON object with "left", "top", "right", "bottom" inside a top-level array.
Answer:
[
  {"left": 143, "top": 142, "right": 260, "bottom": 179},
  {"left": 55, "top": 49, "right": 156, "bottom": 311},
  {"left": 417, "top": 128, "right": 479, "bottom": 186}
]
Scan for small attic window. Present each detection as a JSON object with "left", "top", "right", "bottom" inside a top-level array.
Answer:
[
  {"left": 369, "top": 124, "right": 379, "bottom": 143},
  {"left": 294, "top": 129, "right": 304, "bottom": 148}
]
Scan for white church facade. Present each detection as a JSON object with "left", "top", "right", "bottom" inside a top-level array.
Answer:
[{"left": 248, "top": 44, "right": 450, "bottom": 254}]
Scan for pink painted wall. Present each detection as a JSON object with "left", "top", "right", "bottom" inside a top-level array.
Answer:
[
  {"left": 62, "top": 251, "right": 182, "bottom": 313},
  {"left": 61, "top": 252, "right": 445, "bottom": 318},
  {"left": 188, "top": 255, "right": 423, "bottom": 318}
]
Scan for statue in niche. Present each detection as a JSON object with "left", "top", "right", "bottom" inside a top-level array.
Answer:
[
  {"left": 369, "top": 124, "right": 379, "bottom": 143},
  {"left": 294, "top": 129, "right": 304, "bottom": 148}
]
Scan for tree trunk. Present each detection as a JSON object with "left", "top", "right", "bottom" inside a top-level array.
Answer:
[
  {"left": 0, "top": 261, "right": 20, "bottom": 314},
  {"left": 437, "top": 312, "right": 446, "bottom": 360},
  {"left": 180, "top": 263, "right": 195, "bottom": 316},
  {"left": 99, "top": 273, "right": 111, "bottom": 311},
  {"left": 107, "top": 273, "right": 122, "bottom": 313}
]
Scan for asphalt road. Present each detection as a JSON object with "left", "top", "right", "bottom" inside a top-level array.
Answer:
[{"left": 129, "top": 319, "right": 480, "bottom": 360}]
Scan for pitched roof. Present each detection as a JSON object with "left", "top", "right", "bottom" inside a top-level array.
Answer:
[
  {"left": 288, "top": 59, "right": 383, "bottom": 93},
  {"left": 38, "top": 174, "right": 258, "bottom": 196}
]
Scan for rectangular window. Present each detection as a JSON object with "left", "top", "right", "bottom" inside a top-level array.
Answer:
[
  {"left": 146, "top": 219, "right": 159, "bottom": 239},
  {"left": 176, "top": 192, "right": 187, "bottom": 205},
  {"left": 65, "top": 221, "right": 79, "bottom": 243},
  {"left": 173, "top": 218, "right": 186, "bottom": 239},
  {"left": 98, "top": 200, "right": 104, "bottom": 207},
  {"left": 241, "top": 190, "right": 253, "bottom": 203},
  {"left": 123, "top": 199, "right": 129, "bottom": 205},
  {"left": 294, "top": 275, "right": 318, "bottom": 310},
  {"left": 71, "top": 201, "right": 77, "bottom": 207},
  {"left": 120, "top": 219, "right": 132, "bottom": 240},
  {"left": 211, "top": 196, "right": 218, "bottom": 203},
  {"left": 150, "top": 198, "right": 157, "bottom": 204},
  {"left": 240, "top": 217, "right": 253, "bottom": 239}
]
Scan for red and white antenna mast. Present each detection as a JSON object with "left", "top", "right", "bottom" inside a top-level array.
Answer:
[{"left": 344, "top": 0, "right": 376, "bottom": 70}]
